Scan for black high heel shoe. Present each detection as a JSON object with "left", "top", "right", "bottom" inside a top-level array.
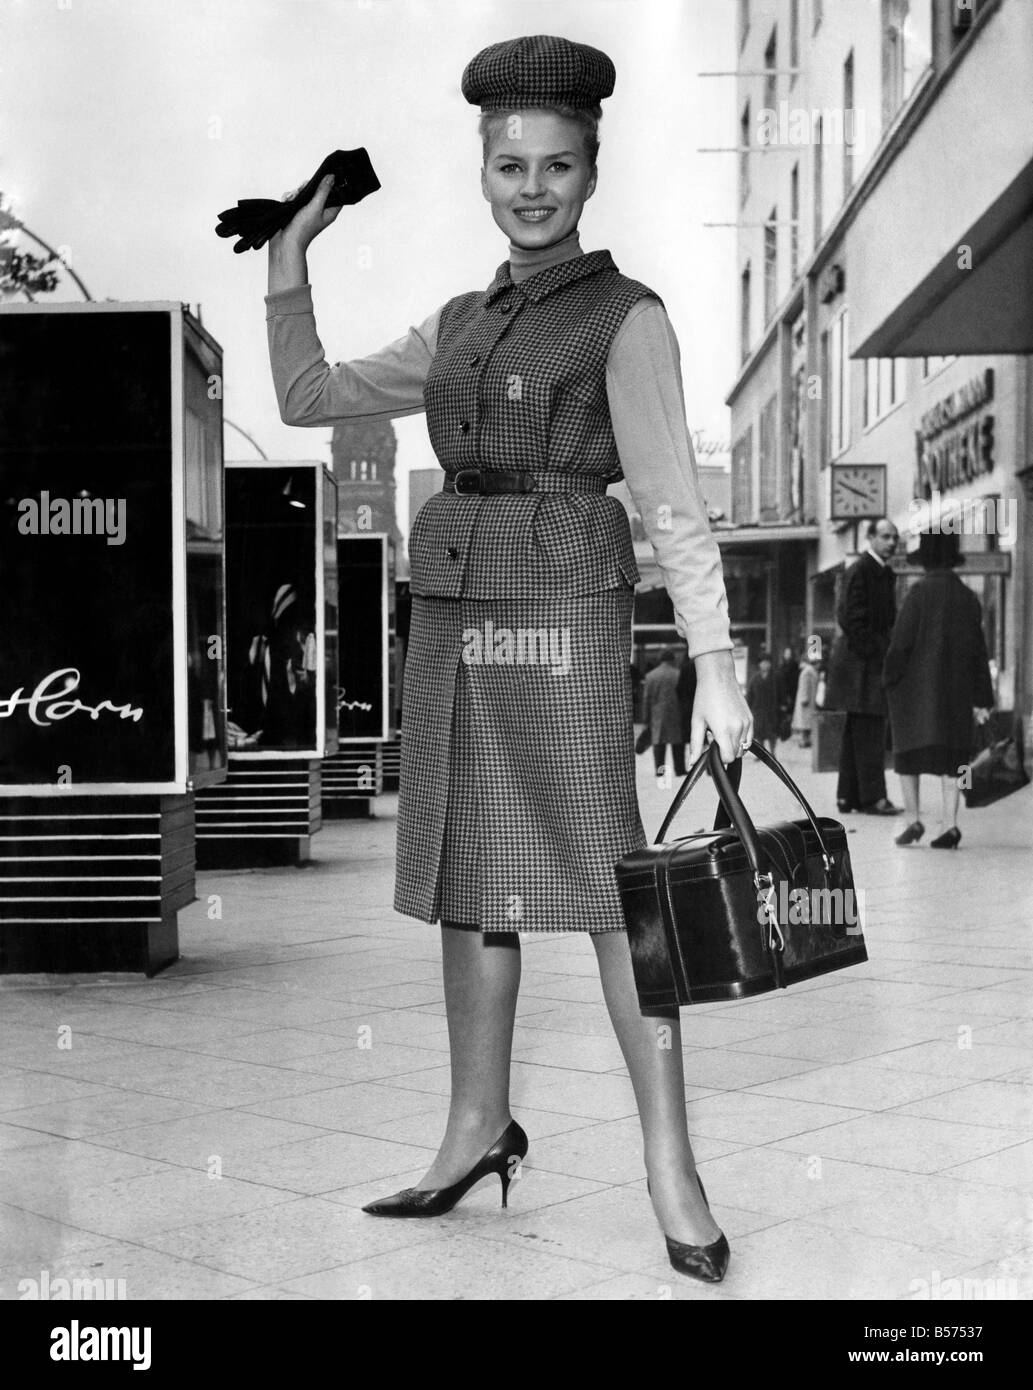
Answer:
[
  {"left": 894, "top": 820, "right": 924, "bottom": 846},
  {"left": 647, "top": 1171, "right": 729, "bottom": 1283},
  {"left": 930, "top": 826, "right": 961, "bottom": 849},
  {"left": 361, "top": 1119, "right": 528, "bottom": 1218}
]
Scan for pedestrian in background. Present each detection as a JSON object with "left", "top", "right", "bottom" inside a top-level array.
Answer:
[
  {"left": 746, "top": 651, "right": 779, "bottom": 756},
  {"left": 676, "top": 647, "right": 697, "bottom": 767},
  {"left": 792, "top": 651, "right": 819, "bottom": 749},
  {"left": 642, "top": 648, "right": 685, "bottom": 776},
  {"left": 884, "top": 530, "right": 995, "bottom": 849},
  {"left": 776, "top": 645, "right": 799, "bottom": 743},
  {"left": 826, "top": 518, "right": 902, "bottom": 814}
]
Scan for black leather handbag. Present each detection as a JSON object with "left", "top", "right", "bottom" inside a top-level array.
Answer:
[{"left": 615, "top": 740, "right": 866, "bottom": 1013}]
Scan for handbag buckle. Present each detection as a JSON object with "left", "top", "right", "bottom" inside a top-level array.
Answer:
[{"left": 754, "top": 870, "right": 785, "bottom": 953}]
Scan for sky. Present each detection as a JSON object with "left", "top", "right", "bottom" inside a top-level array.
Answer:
[{"left": 1, "top": 0, "right": 738, "bottom": 530}]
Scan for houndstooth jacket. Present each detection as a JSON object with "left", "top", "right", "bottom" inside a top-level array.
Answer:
[{"left": 266, "top": 248, "right": 733, "bottom": 657}]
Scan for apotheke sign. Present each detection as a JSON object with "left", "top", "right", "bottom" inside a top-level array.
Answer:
[{"left": 914, "top": 368, "right": 994, "bottom": 497}]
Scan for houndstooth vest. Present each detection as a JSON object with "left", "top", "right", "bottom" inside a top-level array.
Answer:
[{"left": 409, "top": 249, "right": 661, "bottom": 601}]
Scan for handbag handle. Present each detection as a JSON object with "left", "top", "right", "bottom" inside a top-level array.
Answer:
[{"left": 654, "top": 740, "right": 835, "bottom": 875}]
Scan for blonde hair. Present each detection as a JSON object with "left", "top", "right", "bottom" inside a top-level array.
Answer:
[{"left": 478, "top": 105, "right": 602, "bottom": 168}]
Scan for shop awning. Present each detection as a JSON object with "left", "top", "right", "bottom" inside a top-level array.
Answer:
[
  {"left": 848, "top": 0, "right": 1033, "bottom": 358},
  {"left": 855, "top": 160, "right": 1033, "bottom": 358}
]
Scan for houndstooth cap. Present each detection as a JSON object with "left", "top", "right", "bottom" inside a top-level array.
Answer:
[{"left": 461, "top": 34, "right": 616, "bottom": 110}]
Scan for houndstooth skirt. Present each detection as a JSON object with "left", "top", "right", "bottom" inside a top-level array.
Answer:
[{"left": 393, "top": 586, "right": 647, "bottom": 932}]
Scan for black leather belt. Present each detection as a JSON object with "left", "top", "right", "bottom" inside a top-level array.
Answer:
[{"left": 443, "top": 468, "right": 610, "bottom": 495}]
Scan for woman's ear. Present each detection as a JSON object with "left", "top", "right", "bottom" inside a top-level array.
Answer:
[
  {"left": 584, "top": 169, "right": 598, "bottom": 201},
  {"left": 480, "top": 166, "right": 490, "bottom": 201}
]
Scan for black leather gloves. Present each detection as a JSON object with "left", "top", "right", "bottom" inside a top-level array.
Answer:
[{"left": 215, "top": 148, "right": 381, "bottom": 253}]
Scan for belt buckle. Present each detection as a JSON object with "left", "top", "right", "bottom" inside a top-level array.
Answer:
[{"left": 453, "top": 468, "right": 481, "bottom": 495}]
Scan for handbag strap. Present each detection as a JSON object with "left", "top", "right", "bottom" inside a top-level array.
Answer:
[{"left": 654, "top": 740, "right": 835, "bottom": 873}]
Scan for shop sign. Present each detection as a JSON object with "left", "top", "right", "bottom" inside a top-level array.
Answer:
[{"left": 914, "top": 368, "right": 995, "bottom": 496}]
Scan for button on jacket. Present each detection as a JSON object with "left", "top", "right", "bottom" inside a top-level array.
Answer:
[{"left": 266, "top": 249, "right": 732, "bottom": 659}]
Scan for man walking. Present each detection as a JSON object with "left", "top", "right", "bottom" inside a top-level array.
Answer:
[
  {"left": 642, "top": 649, "right": 685, "bottom": 778},
  {"left": 826, "top": 518, "right": 902, "bottom": 815}
]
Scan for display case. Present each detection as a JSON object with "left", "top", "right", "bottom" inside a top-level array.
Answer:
[
  {"left": 195, "top": 461, "right": 339, "bottom": 864},
  {"left": 323, "top": 533, "right": 397, "bottom": 813},
  {"left": 0, "top": 300, "right": 227, "bottom": 973}
]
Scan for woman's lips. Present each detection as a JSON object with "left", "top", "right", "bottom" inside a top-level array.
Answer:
[{"left": 513, "top": 207, "right": 557, "bottom": 221}]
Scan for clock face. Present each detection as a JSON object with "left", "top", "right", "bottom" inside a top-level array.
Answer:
[{"left": 830, "top": 465, "right": 886, "bottom": 520}]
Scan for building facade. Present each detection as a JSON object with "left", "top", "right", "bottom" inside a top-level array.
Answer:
[
  {"left": 330, "top": 417, "right": 403, "bottom": 547},
  {"left": 727, "top": 0, "right": 1031, "bottom": 759}
]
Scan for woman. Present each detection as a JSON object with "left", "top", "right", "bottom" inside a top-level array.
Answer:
[
  {"left": 884, "top": 530, "right": 994, "bottom": 848},
  {"left": 265, "top": 34, "right": 751, "bottom": 1283},
  {"left": 791, "top": 650, "right": 819, "bottom": 749}
]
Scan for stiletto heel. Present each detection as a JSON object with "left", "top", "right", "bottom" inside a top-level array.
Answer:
[
  {"left": 362, "top": 1119, "right": 528, "bottom": 1218},
  {"left": 930, "top": 826, "right": 961, "bottom": 849},
  {"left": 894, "top": 820, "right": 924, "bottom": 846}
]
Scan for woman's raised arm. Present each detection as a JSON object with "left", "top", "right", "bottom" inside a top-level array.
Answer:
[{"left": 265, "top": 175, "right": 437, "bottom": 425}]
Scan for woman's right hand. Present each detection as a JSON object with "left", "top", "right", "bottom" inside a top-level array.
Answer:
[{"left": 270, "top": 173, "right": 343, "bottom": 253}]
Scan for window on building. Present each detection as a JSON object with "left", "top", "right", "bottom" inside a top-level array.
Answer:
[
  {"left": 813, "top": 0, "right": 824, "bottom": 33},
  {"left": 864, "top": 357, "right": 907, "bottom": 427},
  {"left": 813, "top": 115, "right": 824, "bottom": 244},
  {"left": 738, "top": 0, "right": 750, "bottom": 52},
  {"left": 764, "top": 28, "right": 777, "bottom": 113},
  {"left": 739, "top": 100, "right": 750, "bottom": 207},
  {"left": 828, "top": 308, "right": 850, "bottom": 458},
  {"left": 819, "top": 327, "right": 830, "bottom": 468},
  {"left": 790, "top": 163, "right": 800, "bottom": 280},
  {"left": 843, "top": 50, "right": 855, "bottom": 198},
  {"left": 764, "top": 209, "right": 778, "bottom": 323},
  {"left": 732, "top": 426, "right": 754, "bottom": 524},
  {"left": 759, "top": 394, "right": 779, "bottom": 520},
  {"left": 740, "top": 262, "right": 752, "bottom": 363},
  {"left": 789, "top": 0, "right": 800, "bottom": 73},
  {"left": 881, "top": 1, "right": 933, "bottom": 127},
  {"left": 923, "top": 354, "right": 954, "bottom": 377}
]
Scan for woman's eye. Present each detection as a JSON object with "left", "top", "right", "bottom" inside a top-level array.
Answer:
[{"left": 549, "top": 162, "right": 571, "bottom": 173}]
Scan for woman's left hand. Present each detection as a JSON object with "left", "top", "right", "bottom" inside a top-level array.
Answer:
[{"left": 688, "top": 650, "right": 753, "bottom": 766}]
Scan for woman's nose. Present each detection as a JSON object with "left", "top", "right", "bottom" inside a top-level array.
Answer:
[{"left": 519, "top": 168, "right": 545, "bottom": 197}]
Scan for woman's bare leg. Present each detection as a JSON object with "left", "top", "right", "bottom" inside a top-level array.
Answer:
[
  {"left": 592, "top": 929, "right": 721, "bottom": 1245},
  {"left": 939, "top": 774, "right": 961, "bottom": 831},
  {"left": 899, "top": 773, "right": 920, "bottom": 820},
  {"left": 415, "top": 923, "right": 521, "bottom": 1189}
]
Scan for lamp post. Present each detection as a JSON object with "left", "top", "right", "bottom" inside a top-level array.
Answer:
[{"left": 0, "top": 202, "right": 95, "bottom": 301}]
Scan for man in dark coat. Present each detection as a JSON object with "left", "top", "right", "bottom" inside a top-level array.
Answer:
[
  {"left": 642, "top": 649, "right": 685, "bottom": 776},
  {"left": 825, "top": 518, "right": 901, "bottom": 813},
  {"left": 676, "top": 648, "right": 697, "bottom": 763}
]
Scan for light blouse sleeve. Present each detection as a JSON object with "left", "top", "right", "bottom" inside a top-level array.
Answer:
[
  {"left": 264, "top": 282, "right": 439, "bottom": 426},
  {"left": 606, "top": 298, "right": 733, "bottom": 659}
]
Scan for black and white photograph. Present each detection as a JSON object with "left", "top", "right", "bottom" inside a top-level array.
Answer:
[{"left": 1, "top": 0, "right": 1031, "bottom": 1338}]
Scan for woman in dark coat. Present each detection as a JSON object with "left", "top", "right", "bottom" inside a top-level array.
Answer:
[
  {"left": 884, "top": 531, "right": 994, "bottom": 848},
  {"left": 265, "top": 35, "right": 751, "bottom": 1282}
]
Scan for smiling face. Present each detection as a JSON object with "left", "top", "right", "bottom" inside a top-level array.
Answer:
[{"left": 480, "top": 108, "right": 597, "bottom": 248}]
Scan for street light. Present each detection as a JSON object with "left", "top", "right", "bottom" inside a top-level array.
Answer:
[{"left": 0, "top": 199, "right": 94, "bottom": 301}]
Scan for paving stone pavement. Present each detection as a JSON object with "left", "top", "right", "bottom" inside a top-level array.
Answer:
[{"left": 1, "top": 742, "right": 1031, "bottom": 1301}]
